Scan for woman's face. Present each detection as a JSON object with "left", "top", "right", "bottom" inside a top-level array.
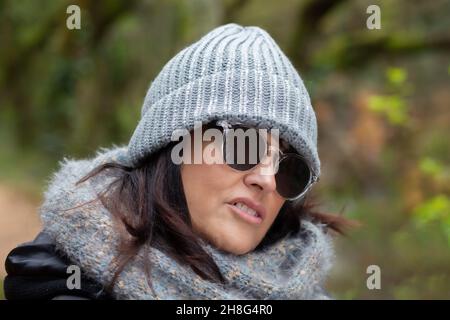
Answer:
[{"left": 180, "top": 129, "right": 285, "bottom": 255}]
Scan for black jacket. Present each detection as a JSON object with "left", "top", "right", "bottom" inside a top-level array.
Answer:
[{"left": 4, "top": 232, "right": 113, "bottom": 300}]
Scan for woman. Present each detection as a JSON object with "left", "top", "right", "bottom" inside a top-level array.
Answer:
[{"left": 4, "top": 23, "right": 350, "bottom": 300}]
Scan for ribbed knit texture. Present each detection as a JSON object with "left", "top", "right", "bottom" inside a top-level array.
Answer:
[
  {"left": 128, "top": 23, "right": 321, "bottom": 177},
  {"left": 40, "top": 146, "right": 334, "bottom": 299}
]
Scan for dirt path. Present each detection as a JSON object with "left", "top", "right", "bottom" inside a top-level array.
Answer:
[{"left": 0, "top": 184, "right": 42, "bottom": 277}]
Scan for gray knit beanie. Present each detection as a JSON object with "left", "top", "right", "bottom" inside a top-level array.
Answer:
[{"left": 127, "top": 23, "right": 320, "bottom": 177}]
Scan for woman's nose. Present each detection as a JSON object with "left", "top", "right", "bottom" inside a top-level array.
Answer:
[{"left": 243, "top": 161, "right": 278, "bottom": 195}]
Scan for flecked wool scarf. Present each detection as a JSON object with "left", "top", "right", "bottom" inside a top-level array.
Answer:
[{"left": 39, "top": 146, "right": 335, "bottom": 300}]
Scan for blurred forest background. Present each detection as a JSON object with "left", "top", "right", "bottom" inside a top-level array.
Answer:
[{"left": 0, "top": 0, "right": 449, "bottom": 299}]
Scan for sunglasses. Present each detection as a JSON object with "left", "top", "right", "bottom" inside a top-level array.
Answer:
[{"left": 212, "top": 120, "right": 319, "bottom": 201}]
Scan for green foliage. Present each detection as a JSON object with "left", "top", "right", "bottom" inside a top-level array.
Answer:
[
  {"left": 413, "top": 195, "right": 450, "bottom": 225},
  {"left": 419, "top": 157, "right": 445, "bottom": 178},
  {"left": 368, "top": 94, "right": 409, "bottom": 125},
  {"left": 392, "top": 274, "right": 450, "bottom": 299},
  {"left": 386, "top": 67, "right": 407, "bottom": 86},
  {"left": 413, "top": 195, "right": 450, "bottom": 246},
  {"left": 367, "top": 67, "right": 411, "bottom": 126},
  {"left": 419, "top": 157, "right": 450, "bottom": 187}
]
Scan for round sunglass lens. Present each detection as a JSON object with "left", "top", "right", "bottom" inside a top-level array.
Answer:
[{"left": 275, "top": 155, "right": 311, "bottom": 199}]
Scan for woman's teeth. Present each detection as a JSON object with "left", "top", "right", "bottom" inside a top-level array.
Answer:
[{"left": 233, "top": 202, "right": 259, "bottom": 217}]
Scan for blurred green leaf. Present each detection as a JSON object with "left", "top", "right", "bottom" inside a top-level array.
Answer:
[
  {"left": 419, "top": 157, "right": 444, "bottom": 177},
  {"left": 413, "top": 194, "right": 450, "bottom": 225},
  {"left": 386, "top": 67, "right": 407, "bottom": 86},
  {"left": 413, "top": 194, "right": 450, "bottom": 248},
  {"left": 368, "top": 94, "right": 409, "bottom": 125}
]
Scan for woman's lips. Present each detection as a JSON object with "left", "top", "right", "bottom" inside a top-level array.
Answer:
[{"left": 226, "top": 197, "right": 266, "bottom": 225}]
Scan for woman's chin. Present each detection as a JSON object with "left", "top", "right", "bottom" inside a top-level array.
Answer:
[{"left": 213, "top": 233, "right": 259, "bottom": 255}]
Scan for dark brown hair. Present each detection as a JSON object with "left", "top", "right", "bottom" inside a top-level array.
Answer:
[{"left": 74, "top": 140, "right": 355, "bottom": 294}]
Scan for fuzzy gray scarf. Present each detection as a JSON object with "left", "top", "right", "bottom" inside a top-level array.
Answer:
[{"left": 39, "top": 146, "right": 335, "bottom": 300}]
